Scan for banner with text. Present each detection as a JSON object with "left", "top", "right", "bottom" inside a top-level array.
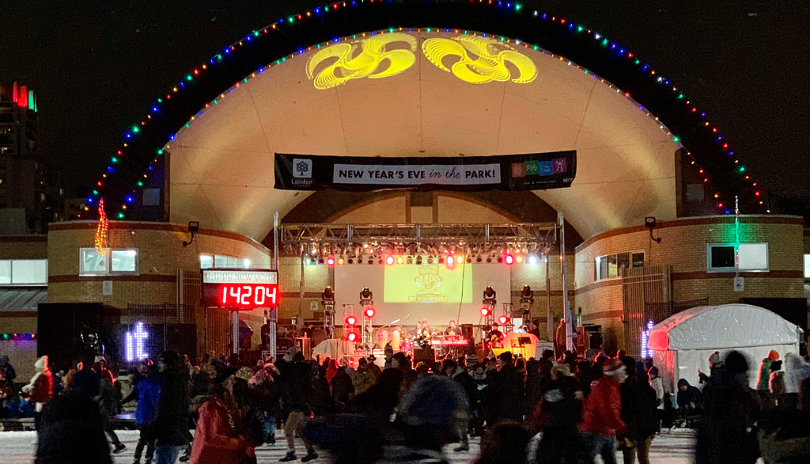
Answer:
[{"left": 274, "top": 151, "right": 576, "bottom": 191}]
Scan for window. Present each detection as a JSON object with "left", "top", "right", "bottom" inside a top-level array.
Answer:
[
  {"left": 0, "top": 259, "right": 47, "bottom": 285},
  {"left": 80, "top": 248, "right": 138, "bottom": 276},
  {"left": 595, "top": 252, "right": 644, "bottom": 281},
  {"left": 805, "top": 254, "right": 810, "bottom": 279},
  {"left": 12, "top": 260, "right": 47, "bottom": 284},
  {"left": 707, "top": 243, "right": 769, "bottom": 273},
  {"left": 199, "top": 254, "right": 249, "bottom": 269}
]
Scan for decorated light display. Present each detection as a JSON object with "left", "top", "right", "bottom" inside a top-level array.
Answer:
[
  {"left": 125, "top": 322, "right": 149, "bottom": 362},
  {"left": 95, "top": 199, "right": 108, "bottom": 256},
  {"left": 89, "top": 1, "right": 765, "bottom": 219},
  {"left": 640, "top": 320, "right": 655, "bottom": 359}
]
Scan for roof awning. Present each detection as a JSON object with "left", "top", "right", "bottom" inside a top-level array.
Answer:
[{"left": 0, "top": 288, "right": 47, "bottom": 311}]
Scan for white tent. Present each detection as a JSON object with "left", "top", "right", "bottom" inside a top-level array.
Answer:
[{"left": 648, "top": 304, "right": 803, "bottom": 393}]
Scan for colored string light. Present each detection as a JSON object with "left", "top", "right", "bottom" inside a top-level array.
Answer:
[
  {"left": 95, "top": 199, "right": 109, "bottom": 256},
  {"left": 91, "top": 0, "right": 762, "bottom": 216}
]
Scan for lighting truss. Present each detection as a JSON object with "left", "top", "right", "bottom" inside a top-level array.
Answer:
[{"left": 280, "top": 223, "right": 557, "bottom": 257}]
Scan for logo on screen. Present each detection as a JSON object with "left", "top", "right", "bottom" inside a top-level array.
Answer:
[
  {"left": 293, "top": 159, "right": 312, "bottom": 178},
  {"left": 410, "top": 265, "right": 448, "bottom": 303}
]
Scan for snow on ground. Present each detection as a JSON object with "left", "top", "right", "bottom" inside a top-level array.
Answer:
[{"left": 0, "top": 428, "right": 697, "bottom": 463}]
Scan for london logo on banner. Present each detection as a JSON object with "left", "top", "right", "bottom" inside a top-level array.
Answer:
[{"left": 274, "top": 151, "right": 576, "bottom": 192}]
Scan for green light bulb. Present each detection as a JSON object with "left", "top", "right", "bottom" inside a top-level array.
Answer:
[
  {"left": 111, "top": 157, "right": 118, "bottom": 163},
  {"left": 117, "top": 213, "right": 125, "bottom": 219},
  {"left": 137, "top": 181, "right": 143, "bottom": 187}
]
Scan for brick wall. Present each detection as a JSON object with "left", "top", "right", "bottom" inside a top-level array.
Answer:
[
  {"left": 0, "top": 236, "right": 47, "bottom": 259},
  {"left": 574, "top": 215, "right": 804, "bottom": 352},
  {"left": 0, "top": 339, "right": 38, "bottom": 384},
  {"left": 47, "top": 221, "right": 271, "bottom": 307}
]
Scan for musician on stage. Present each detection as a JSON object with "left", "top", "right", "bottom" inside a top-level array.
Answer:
[
  {"left": 488, "top": 323, "right": 505, "bottom": 348},
  {"left": 444, "top": 320, "right": 458, "bottom": 336},
  {"left": 419, "top": 319, "right": 433, "bottom": 337}
]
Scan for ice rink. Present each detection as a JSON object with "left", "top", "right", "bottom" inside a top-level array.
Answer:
[{"left": 0, "top": 428, "right": 697, "bottom": 463}]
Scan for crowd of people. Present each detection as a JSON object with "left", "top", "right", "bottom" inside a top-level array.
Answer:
[{"left": 2, "top": 344, "right": 810, "bottom": 463}]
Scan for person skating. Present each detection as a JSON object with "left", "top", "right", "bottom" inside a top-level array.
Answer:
[
  {"left": 132, "top": 363, "right": 161, "bottom": 464},
  {"left": 153, "top": 351, "right": 192, "bottom": 464},
  {"left": 618, "top": 358, "right": 658, "bottom": 464},
  {"left": 189, "top": 381, "right": 253, "bottom": 464},
  {"left": 277, "top": 350, "right": 318, "bottom": 462},
  {"left": 580, "top": 358, "right": 626, "bottom": 464},
  {"left": 22, "top": 356, "right": 53, "bottom": 434}
]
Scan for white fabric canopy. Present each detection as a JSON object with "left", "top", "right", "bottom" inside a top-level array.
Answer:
[{"left": 648, "top": 304, "right": 802, "bottom": 392}]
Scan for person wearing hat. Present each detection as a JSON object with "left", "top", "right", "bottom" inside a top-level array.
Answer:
[
  {"left": 696, "top": 350, "right": 761, "bottom": 464},
  {"left": 768, "top": 359, "right": 786, "bottom": 408},
  {"left": 581, "top": 358, "right": 626, "bottom": 464},
  {"left": 757, "top": 350, "right": 780, "bottom": 401},
  {"left": 618, "top": 357, "right": 658, "bottom": 464},
  {"left": 23, "top": 356, "right": 53, "bottom": 433},
  {"left": 153, "top": 351, "right": 191, "bottom": 464}
]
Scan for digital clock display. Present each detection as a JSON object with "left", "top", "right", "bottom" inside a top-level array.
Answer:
[{"left": 201, "top": 269, "right": 279, "bottom": 310}]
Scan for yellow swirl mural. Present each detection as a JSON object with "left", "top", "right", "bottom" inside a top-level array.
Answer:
[
  {"left": 306, "top": 33, "right": 417, "bottom": 89},
  {"left": 422, "top": 36, "right": 538, "bottom": 84}
]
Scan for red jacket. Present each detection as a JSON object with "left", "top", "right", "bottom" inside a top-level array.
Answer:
[
  {"left": 29, "top": 371, "right": 53, "bottom": 404},
  {"left": 190, "top": 398, "right": 250, "bottom": 464},
  {"left": 580, "top": 376, "right": 625, "bottom": 438}
]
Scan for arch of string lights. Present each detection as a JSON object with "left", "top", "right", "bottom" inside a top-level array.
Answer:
[{"left": 86, "top": 0, "right": 765, "bottom": 221}]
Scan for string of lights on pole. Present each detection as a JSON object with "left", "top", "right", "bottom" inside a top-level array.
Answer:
[{"left": 86, "top": 0, "right": 765, "bottom": 219}]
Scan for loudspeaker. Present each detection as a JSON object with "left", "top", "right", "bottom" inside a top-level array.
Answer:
[
  {"left": 414, "top": 348, "right": 436, "bottom": 364},
  {"left": 461, "top": 324, "right": 474, "bottom": 340},
  {"left": 582, "top": 324, "right": 603, "bottom": 351}
]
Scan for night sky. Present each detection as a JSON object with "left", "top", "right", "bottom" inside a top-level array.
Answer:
[{"left": 1, "top": 0, "right": 807, "bottom": 205}]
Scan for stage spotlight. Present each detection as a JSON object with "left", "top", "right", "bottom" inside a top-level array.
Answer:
[
  {"left": 378, "top": 258, "right": 383, "bottom": 265},
  {"left": 326, "top": 256, "right": 335, "bottom": 266},
  {"left": 446, "top": 257, "right": 455, "bottom": 269},
  {"left": 480, "top": 307, "right": 491, "bottom": 317},
  {"left": 416, "top": 255, "right": 423, "bottom": 265},
  {"left": 386, "top": 256, "right": 395, "bottom": 265},
  {"left": 368, "top": 259, "right": 374, "bottom": 265},
  {"left": 364, "top": 307, "right": 376, "bottom": 318},
  {"left": 468, "top": 257, "right": 474, "bottom": 264},
  {"left": 515, "top": 255, "right": 524, "bottom": 264},
  {"left": 347, "top": 258, "right": 354, "bottom": 264},
  {"left": 504, "top": 255, "right": 514, "bottom": 265},
  {"left": 427, "top": 256, "right": 434, "bottom": 264},
  {"left": 456, "top": 255, "right": 464, "bottom": 264},
  {"left": 528, "top": 254, "right": 538, "bottom": 265},
  {"left": 486, "top": 256, "right": 492, "bottom": 263},
  {"left": 345, "top": 314, "right": 357, "bottom": 325},
  {"left": 407, "top": 256, "right": 414, "bottom": 265},
  {"left": 345, "top": 331, "right": 359, "bottom": 342},
  {"left": 318, "top": 258, "right": 325, "bottom": 265},
  {"left": 498, "top": 315, "right": 510, "bottom": 325},
  {"left": 438, "top": 257, "right": 445, "bottom": 264},
  {"left": 396, "top": 256, "right": 404, "bottom": 265}
]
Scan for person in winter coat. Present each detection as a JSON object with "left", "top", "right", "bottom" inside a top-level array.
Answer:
[
  {"left": 486, "top": 352, "right": 525, "bottom": 423},
  {"left": 782, "top": 353, "right": 810, "bottom": 409},
  {"left": 0, "top": 355, "right": 17, "bottom": 394},
  {"left": 277, "top": 353, "right": 318, "bottom": 462},
  {"left": 351, "top": 358, "right": 377, "bottom": 396},
  {"left": 153, "top": 351, "right": 192, "bottom": 464},
  {"left": 768, "top": 360, "right": 786, "bottom": 408},
  {"left": 35, "top": 378, "right": 112, "bottom": 464},
  {"left": 97, "top": 369, "right": 126, "bottom": 454},
  {"left": 580, "top": 358, "right": 626, "bottom": 464},
  {"left": 133, "top": 364, "right": 161, "bottom": 464},
  {"left": 695, "top": 350, "right": 761, "bottom": 464},
  {"left": 531, "top": 365, "right": 588, "bottom": 464},
  {"left": 649, "top": 366, "right": 664, "bottom": 429},
  {"left": 618, "top": 357, "right": 658, "bottom": 464},
  {"left": 757, "top": 350, "right": 780, "bottom": 400},
  {"left": 474, "top": 421, "right": 531, "bottom": 464},
  {"left": 443, "top": 359, "right": 477, "bottom": 452},
  {"left": 189, "top": 382, "right": 252, "bottom": 464},
  {"left": 676, "top": 378, "right": 701, "bottom": 413},
  {"left": 23, "top": 356, "right": 53, "bottom": 432},
  {"left": 331, "top": 365, "right": 354, "bottom": 409}
]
